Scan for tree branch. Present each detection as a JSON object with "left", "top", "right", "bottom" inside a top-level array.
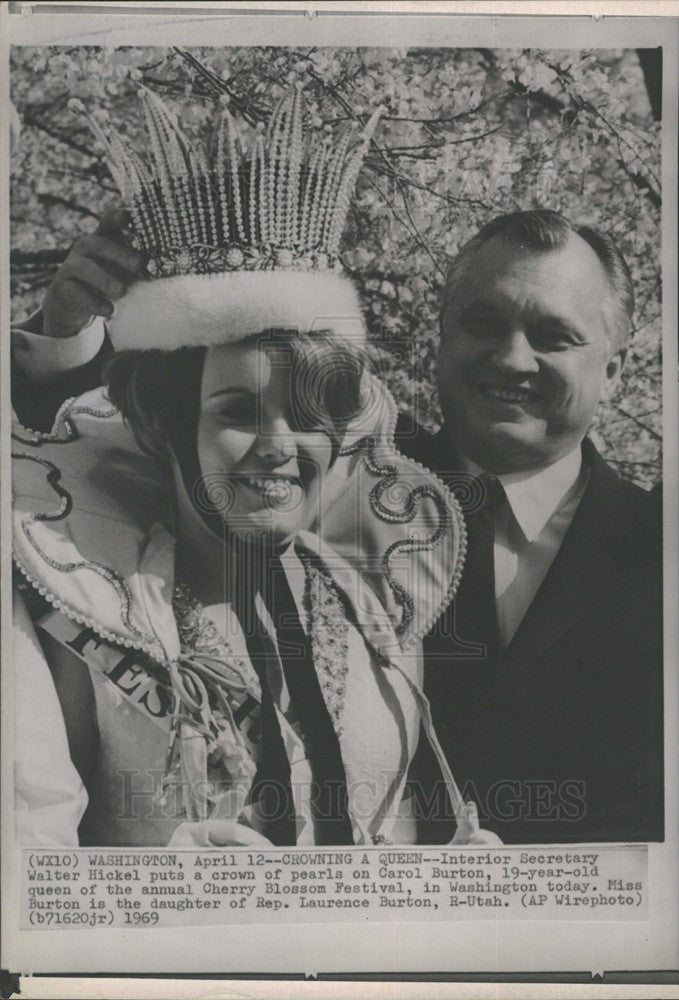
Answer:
[
  {"left": 11, "top": 248, "right": 69, "bottom": 267},
  {"left": 386, "top": 124, "right": 505, "bottom": 155},
  {"left": 172, "top": 47, "right": 267, "bottom": 124},
  {"left": 37, "top": 193, "right": 99, "bottom": 219},
  {"left": 476, "top": 48, "right": 566, "bottom": 113},
  {"left": 477, "top": 48, "right": 661, "bottom": 208},
  {"left": 612, "top": 403, "right": 662, "bottom": 441},
  {"left": 22, "top": 109, "right": 98, "bottom": 161}
]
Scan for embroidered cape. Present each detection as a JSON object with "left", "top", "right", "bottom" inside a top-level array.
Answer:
[{"left": 12, "top": 380, "right": 466, "bottom": 845}]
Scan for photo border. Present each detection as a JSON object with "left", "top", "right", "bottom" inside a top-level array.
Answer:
[{"left": 1, "top": 2, "right": 677, "bottom": 997}]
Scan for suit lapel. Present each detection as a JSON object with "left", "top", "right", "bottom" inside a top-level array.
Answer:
[
  {"left": 501, "top": 440, "right": 632, "bottom": 669},
  {"left": 400, "top": 425, "right": 635, "bottom": 670}
]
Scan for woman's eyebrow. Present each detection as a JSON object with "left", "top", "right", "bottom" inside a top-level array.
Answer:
[{"left": 205, "top": 387, "right": 254, "bottom": 401}]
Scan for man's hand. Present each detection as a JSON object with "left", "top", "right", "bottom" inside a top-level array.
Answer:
[
  {"left": 450, "top": 801, "right": 503, "bottom": 846},
  {"left": 42, "top": 208, "right": 144, "bottom": 338}
]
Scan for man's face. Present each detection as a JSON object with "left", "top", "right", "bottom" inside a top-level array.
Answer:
[{"left": 438, "top": 233, "right": 626, "bottom": 474}]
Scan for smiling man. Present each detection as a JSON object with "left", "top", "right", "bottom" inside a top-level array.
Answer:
[
  {"left": 401, "top": 210, "right": 663, "bottom": 844},
  {"left": 438, "top": 221, "right": 627, "bottom": 476}
]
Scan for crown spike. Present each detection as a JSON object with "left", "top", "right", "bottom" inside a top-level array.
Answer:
[
  {"left": 223, "top": 108, "right": 246, "bottom": 243},
  {"left": 267, "top": 108, "right": 284, "bottom": 246},
  {"left": 249, "top": 131, "right": 263, "bottom": 245},
  {"left": 265, "top": 84, "right": 289, "bottom": 143},
  {"left": 327, "top": 108, "right": 381, "bottom": 254},
  {"left": 316, "top": 119, "right": 356, "bottom": 246},
  {"left": 319, "top": 123, "right": 355, "bottom": 248},
  {"left": 180, "top": 177, "right": 194, "bottom": 244},
  {"left": 275, "top": 95, "right": 292, "bottom": 246},
  {"left": 197, "top": 141, "right": 218, "bottom": 244},
  {"left": 87, "top": 86, "right": 380, "bottom": 277},
  {"left": 147, "top": 92, "right": 197, "bottom": 245},
  {"left": 299, "top": 140, "right": 324, "bottom": 248},
  {"left": 143, "top": 88, "right": 193, "bottom": 171},
  {"left": 133, "top": 154, "right": 173, "bottom": 251},
  {"left": 140, "top": 91, "right": 184, "bottom": 246},
  {"left": 307, "top": 137, "right": 334, "bottom": 249},
  {"left": 89, "top": 118, "right": 154, "bottom": 250},
  {"left": 215, "top": 113, "right": 231, "bottom": 243},
  {"left": 187, "top": 145, "right": 207, "bottom": 243},
  {"left": 266, "top": 87, "right": 298, "bottom": 246},
  {"left": 286, "top": 86, "right": 304, "bottom": 246},
  {"left": 125, "top": 152, "right": 158, "bottom": 249},
  {"left": 258, "top": 139, "right": 270, "bottom": 245},
  {"left": 273, "top": 88, "right": 299, "bottom": 247},
  {"left": 266, "top": 139, "right": 276, "bottom": 246},
  {"left": 88, "top": 116, "right": 129, "bottom": 194}
]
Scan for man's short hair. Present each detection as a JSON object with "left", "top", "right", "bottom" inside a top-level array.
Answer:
[{"left": 441, "top": 209, "right": 634, "bottom": 349}]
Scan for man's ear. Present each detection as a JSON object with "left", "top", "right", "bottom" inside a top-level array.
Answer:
[{"left": 603, "top": 346, "right": 627, "bottom": 399}]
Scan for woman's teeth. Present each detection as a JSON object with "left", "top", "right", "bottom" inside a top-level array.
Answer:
[{"left": 244, "top": 476, "right": 297, "bottom": 494}]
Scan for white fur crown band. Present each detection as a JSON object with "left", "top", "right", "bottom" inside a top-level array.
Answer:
[
  {"left": 109, "top": 270, "right": 366, "bottom": 350},
  {"left": 84, "top": 84, "right": 380, "bottom": 351}
]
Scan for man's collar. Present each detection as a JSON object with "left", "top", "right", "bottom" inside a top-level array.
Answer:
[{"left": 461, "top": 446, "right": 584, "bottom": 542}]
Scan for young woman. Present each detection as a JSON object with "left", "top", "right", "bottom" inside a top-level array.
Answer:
[
  {"left": 12, "top": 85, "right": 497, "bottom": 848},
  {"left": 13, "top": 321, "right": 472, "bottom": 847}
]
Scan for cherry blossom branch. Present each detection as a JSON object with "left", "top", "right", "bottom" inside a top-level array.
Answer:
[{"left": 612, "top": 403, "right": 662, "bottom": 441}]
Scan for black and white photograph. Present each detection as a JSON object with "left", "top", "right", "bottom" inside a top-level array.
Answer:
[{"left": 1, "top": 2, "right": 677, "bottom": 991}]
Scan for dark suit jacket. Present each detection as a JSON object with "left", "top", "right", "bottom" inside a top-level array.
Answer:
[
  {"left": 11, "top": 329, "right": 113, "bottom": 433},
  {"left": 396, "top": 417, "right": 664, "bottom": 844}
]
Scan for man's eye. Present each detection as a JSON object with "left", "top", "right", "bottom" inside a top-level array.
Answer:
[{"left": 533, "top": 326, "right": 580, "bottom": 348}]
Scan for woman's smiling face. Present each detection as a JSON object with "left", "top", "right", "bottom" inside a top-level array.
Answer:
[{"left": 196, "top": 340, "right": 334, "bottom": 546}]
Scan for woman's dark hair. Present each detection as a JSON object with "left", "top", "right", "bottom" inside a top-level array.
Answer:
[{"left": 103, "top": 328, "right": 370, "bottom": 471}]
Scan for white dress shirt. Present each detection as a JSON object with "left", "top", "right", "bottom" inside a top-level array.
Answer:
[
  {"left": 12, "top": 313, "right": 105, "bottom": 380},
  {"left": 462, "top": 449, "right": 589, "bottom": 649}
]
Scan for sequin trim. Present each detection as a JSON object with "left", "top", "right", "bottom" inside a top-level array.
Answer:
[
  {"left": 336, "top": 373, "right": 467, "bottom": 647},
  {"left": 11, "top": 397, "right": 118, "bottom": 446},
  {"left": 14, "top": 452, "right": 156, "bottom": 648},
  {"left": 340, "top": 432, "right": 460, "bottom": 641},
  {"left": 172, "top": 579, "right": 261, "bottom": 700},
  {"left": 299, "top": 552, "right": 350, "bottom": 736}
]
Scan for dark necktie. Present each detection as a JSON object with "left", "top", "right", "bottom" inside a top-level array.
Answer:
[
  {"left": 260, "top": 552, "right": 353, "bottom": 846},
  {"left": 416, "top": 472, "right": 505, "bottom": 841},
  {"left": 452, "top": 473, "right": 503, "bottom": 665},
  {"left": 233, "top": 576, "right": 297, "bottom": 846}
]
